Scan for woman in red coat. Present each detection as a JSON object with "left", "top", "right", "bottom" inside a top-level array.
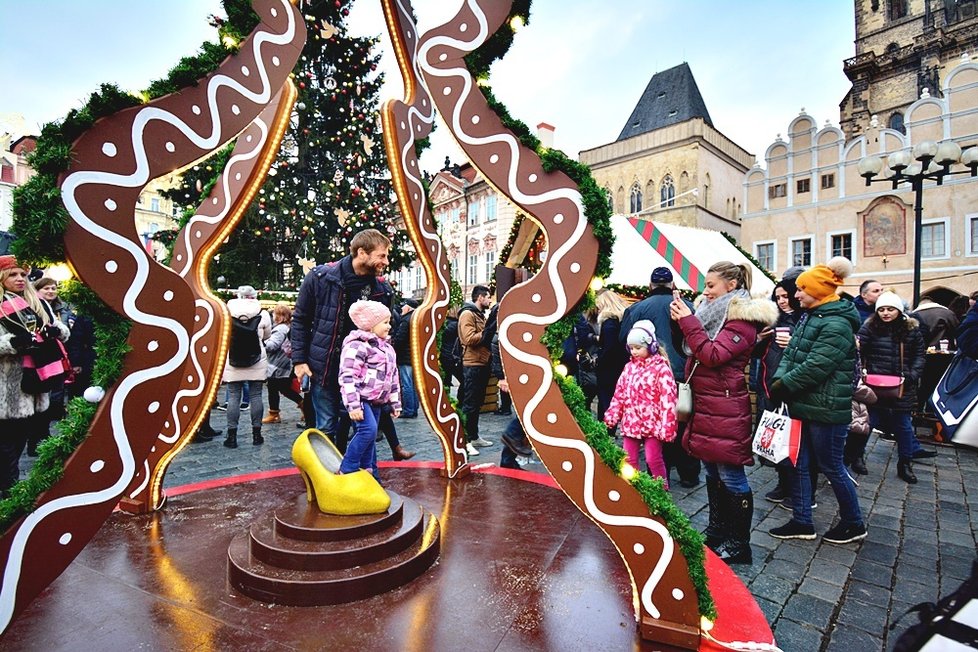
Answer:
[{"left": 670, "top": 261, "right": 778, "bottom": 564}]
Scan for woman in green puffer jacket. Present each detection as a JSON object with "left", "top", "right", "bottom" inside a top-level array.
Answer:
[{"left": 767, "top": 257, "right": 867, "bottom": 546}]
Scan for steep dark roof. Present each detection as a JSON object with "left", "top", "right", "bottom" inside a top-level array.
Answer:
[{"left": 617, "top": 63, "right": 713, "bottom": 141}]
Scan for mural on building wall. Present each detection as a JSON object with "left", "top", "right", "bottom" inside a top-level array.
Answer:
[{"left": 860, "top": 195, "right": 907, "bottom": 257}]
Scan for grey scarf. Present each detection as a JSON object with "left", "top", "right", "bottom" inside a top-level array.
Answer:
[{"left": 683, "top": 289, "right": 749, "bottom": 354}]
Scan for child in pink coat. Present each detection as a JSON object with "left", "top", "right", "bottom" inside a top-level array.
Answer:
[{"left": 604, "top": 320, "right": 678, "bottom": 488}]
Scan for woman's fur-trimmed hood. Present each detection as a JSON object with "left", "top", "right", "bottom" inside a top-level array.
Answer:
[{"left": 726, "top": 295, "right": 780, "bottom": 327}]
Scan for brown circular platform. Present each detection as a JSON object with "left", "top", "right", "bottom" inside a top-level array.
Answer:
[{"left": 0, "top": 466, "right": 772, "bottom": 650}]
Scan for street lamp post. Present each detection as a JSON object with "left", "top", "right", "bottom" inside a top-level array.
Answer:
[{"left": 857, "top": 141, "right": 978, "bottom": 307}]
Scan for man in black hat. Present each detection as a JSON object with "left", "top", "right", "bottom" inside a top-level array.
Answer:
[{"left": 620, "top": 266, "right": 701, "bottom": 487}]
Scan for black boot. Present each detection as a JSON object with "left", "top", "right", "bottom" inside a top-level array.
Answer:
[
  {"left": 845, "top": 431, "right": 869, "bottom": 474},
  {"left": 223, "top": 428, "right": 238, "bottom": 449},
  {"left": 703, "top": 478, "right": 728, "bottom": 551},
  {"left": 897, "top": 458, "right": 917, "bottom": 484},
  {"left": 252, "top": 427, "right": 264, "bottom": 446},
  {"left": 715, "top": 490, "right": 753, "bottom": 565}
]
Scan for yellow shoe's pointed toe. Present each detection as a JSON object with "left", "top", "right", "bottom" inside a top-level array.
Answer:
[{"left": 292, "top": 429, "right": 390, "bottom": 515}]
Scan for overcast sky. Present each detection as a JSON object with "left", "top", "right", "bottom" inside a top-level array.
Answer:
[{"left": 1, "top": 1, "right": 855, "bottom": 173}]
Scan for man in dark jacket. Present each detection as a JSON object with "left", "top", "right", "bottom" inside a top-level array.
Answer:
[
  {"left": 620, "top": 267, "right": 700, "bottom": 487},
  {"left": 769, "top": 258, "right": 867, "bottom": 545},
  {"left": 958, "top": 302, "right": 978, "bottom": 359},
  {"left": 852, "top": 279, "right": 883, "bottom": 323},
  {"left": 292, "top": 229, "right": 394, "bottom": 449}
]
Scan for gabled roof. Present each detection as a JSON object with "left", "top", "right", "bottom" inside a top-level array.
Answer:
[{"left": 617, "top": 63, "right": 713, "bottom": 141}]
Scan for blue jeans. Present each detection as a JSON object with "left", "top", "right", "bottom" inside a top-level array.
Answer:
[
  {"left": 869, "top": 407, "right": 920, "bottom": 460},
  {"left": 340, "top": 404, "right": 381, "bottom": 477},
  {"left": 791, "top": 421, "right": 863, "bottom": 527},
  {"left": 310, "top": 377, "right": 351, "bottom": 452},
  {"left": 398, "top": 364, "right": 419, "bottom": 417},
  {"left": 703, "top": 462, "right": 750, "bottom": 494},
  {"left": 500, "top": 417, "right": 526, "bottom": 468}
]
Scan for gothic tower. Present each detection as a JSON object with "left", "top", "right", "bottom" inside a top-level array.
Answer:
[{"left": 840, "top": 0, "right": 978, "bottom": 140}]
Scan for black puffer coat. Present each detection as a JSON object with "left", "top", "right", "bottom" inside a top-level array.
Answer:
[{"left": 857, "top": 314, "right": 925, "bottom": 411}]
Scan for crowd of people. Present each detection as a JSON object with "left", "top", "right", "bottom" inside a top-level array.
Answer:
[{"left": 2, "top": 227, "right": 977, "bottom": 570}]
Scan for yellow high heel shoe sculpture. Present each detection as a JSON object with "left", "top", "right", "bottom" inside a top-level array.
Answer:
[{"left": 292, "top": 429, "right": 391, "bottom": 516}]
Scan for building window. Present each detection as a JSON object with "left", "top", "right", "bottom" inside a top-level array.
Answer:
[
  {"left": 889, "top": 112, "right": 905, "bottom": 134},
  {"left": 660, "top": 175, "right": 675, "bottom": 207},
  {"left": 820, "top": 173, "right": 835, "bottom": 189},
  {"left": 467, "top": 200, "right": 480, "bottom": 227},
  {"left": 450, "top": 206, "right": 461, "bottom": 224},
  {"left": 790, "top": 237, "right": 813, "bottom": 267},
  {"left": 755, "top": 242, "right": 775, "bottom": 272},
  {"left": 485, "top": 195, "right": 497, "bottom": 222},
  {"left": 150, "top": 197, "right": 160, "bottom": 212},
  {"left": 830, "top": 232, "right": 853, "bottom": 260},
  {"left": 450, "top": 258, "right": 458, "bottom": 280},
  {"left": 888, "top": 0, "right": 907, "bottom": 20},
  {"left": 485, "top": 250, "right": 495, "bottom": 281},
  {"left": 629, "top": 183, "right": 643, "bottom": 213},
  {"left": 921, "top": 221, "right": 947, "bottom": 258},
  {"left": 797, "top": 178, "right": 810, "bottom": 194},
  {"left": 969, "top": 215, "right": 978, "bottom": 255},
  {"left": 467, "top": 254, "right": 478, "bottom": 284},
  {"left": 414, "top": 264, "right": 422, "bottom": 291},
  {"left": 768, "top": 183, "right": 787, "bottom": 199}
]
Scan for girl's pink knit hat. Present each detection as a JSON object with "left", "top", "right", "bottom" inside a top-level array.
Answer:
[{"left": 349, "top": 300, "right": 391, "bottom": 331}]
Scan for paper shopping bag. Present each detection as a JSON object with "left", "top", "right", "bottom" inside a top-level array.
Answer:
[{"left": 752, "top": 405, "right": 802, "bottom": 465}]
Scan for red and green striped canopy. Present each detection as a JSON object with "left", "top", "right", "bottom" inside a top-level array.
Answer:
[{"left": 627, "top": 217, "right": 706, "bottom": 291}]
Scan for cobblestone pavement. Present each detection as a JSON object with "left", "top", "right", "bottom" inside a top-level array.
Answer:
[{"left": 22, "top": 398, "right": 977, "bottom": 651}]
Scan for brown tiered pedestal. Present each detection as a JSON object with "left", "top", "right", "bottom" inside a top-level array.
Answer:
[{"left": 227, "top": 491, "right": 440, "bottom": 605}]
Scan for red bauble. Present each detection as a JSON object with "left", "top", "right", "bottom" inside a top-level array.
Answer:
[
  {"left": 299, "top": 82, "right": 305, "bottom": 89},
  {"left": 264, "top": 226, "right": 271, "bottom": 232}
]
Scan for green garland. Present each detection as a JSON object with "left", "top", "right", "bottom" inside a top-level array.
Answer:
[
  {"left": 465, "top": 3, "right": 714, "bottom": 622},
  {"left": 1, "top": 0, "right": 256, "bottom": 532}
]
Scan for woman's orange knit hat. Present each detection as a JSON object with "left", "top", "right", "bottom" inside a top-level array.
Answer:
[{"left": 795, "top": 257, "right": 854, "bottom": 301}]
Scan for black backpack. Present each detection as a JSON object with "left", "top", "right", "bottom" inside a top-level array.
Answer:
[{"left": 228, "top": 314, "right": 262, "bottom": 368}]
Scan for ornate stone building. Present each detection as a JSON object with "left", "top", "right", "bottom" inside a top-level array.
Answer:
[
  {"left": 841, "top": 0, "right": 978, "bottom": 140},
  {"left": 579, "top": 63, "right": 753, "bottom": 238},
  {"left": 742, "top": 56, "right": 978, "bottom": 299}
]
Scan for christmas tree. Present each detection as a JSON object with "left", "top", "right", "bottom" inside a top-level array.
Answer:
[{"left": 163, "top": 0, "right": 411, "bottom": 290}]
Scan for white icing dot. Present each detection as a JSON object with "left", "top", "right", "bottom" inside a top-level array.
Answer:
[
  {"left": 472, "top": 115, "right": 480, "bottom": 125},
  {"left": 672, "top": 588, "right": 685, "bottom": 600},
  {"left": 187, "top": 375, "right": 194, "bottom": 382},
  {"left": 522, "top": 332, "right": 533, "bottom": 342},
  {"left": 59, "top": 533, "right": 72, "bottom": 546},
  {"left": 459, "top": 22, "right": 468, "bottom": 32},
  {"left": 400, "top": 121, "right": 406, "bottom": 130},
  {"left": 212, "top": 197, "right": 219, "bottom": 205},
  {"left": 147, "top": 340, "right": 159, "bottom": 352},
  {"left": 439, "top": 53, "right": 448, "bottom": 62},
  {"left": 246, "top": 134, "right": 253, "bottom": 143},
  {"left": 235, "top": 172, "right": 242, "bottom": 181},
  {"left": 531, "top": 293, "right": 541, "bottom": 303},
  {"left": 104, "top": 199, "right": 117, "bottom": 211},
  {"left": 562, "top": 461, "right": 573, "bottom": 472},
  {"left": 416, "top": 124, "right": 422, "bottom": 132},
  {"left": 410, "top": 160, "right": 416, "bottom": 167},
  {"left": 553, "top": 214, "right": 565, "bottom": 224},
  {"left": 431, "top": 388, "right": 437, "bottom": 395},
  {"left": 442, "top": 87, "right": 452, "bottom": 96},
  {"left": 270, "top": 7, "right": 277, "bottom": 17},
  {"left": 151, "top": 446, "right": 156, "bottom": 453},
  {"left": 570, "top": 262, "right": 581, "bottom": 273},
  {"left": 241, "top": 66, "right": 250, "bottom": 76},
  {"left": 422, "top": 99, "right": 428, "bottom": 107},
  {"left": 163, "top": 290, "right": 174, "bottom": 302},
  {"left": 101, "top": 142, "right": 117, "bottom": 157},
  {"left": 148, "top": 401, "right": 161, "bottom": 413},
  {"left": 413, "top": 193, "right": 419, "bottom": 200},
  {"left": 519, "top": 374, "right": 529, "bottom": 384},
  {"left": 272, "top": 56, "right": 280, "bottom": 67},
  {"left": 192, "top": 105, "right": 201, "bottom": 115},
  {"left": 202, "top": 346, "right": 208, "bottom": 354},
  {"left": 105, "top": 261, "right": 118, "bottom": 273},
  {"left": 182, "top": 405, "right": 189, "bottom": 413},
  {"left": 194, "top": 230, "right": 202, "bottom": 239},
  {"left": 424, "top": 326, "right": 430, "bottom": 333},
  {"left": 528, "top": 173, "right": 538, "bottom": 182},
  {"left": 165, "top": 142, "right": 175, "bottom": 153},
  {"left": 634, "top": 543, "right": 646, "bottom": 555},
  {"left": 90, "top": 460, "right": 105, "bottom": 473},
  {"left": 164, "top": 421, "right": 170, "bottom": 429},
  {"left": 408, "top": 31, "right": 413, "bottom": 39},
  {"left": 489, "top": 154, "right": 500, "bottom": 164},
  {"left": 176, "top": 254, "right": 183, "bottom": 262},
  {"left": 231, "top": 104, "right": 241, "bottom": 115},
  {"left": 608, "top": 490, "right": 621, "bottom": 502},
  {"left": 194, "top": 314, "right": 200, "bottom": 322},
  {"left": 547, "top": 413, "right": 558, "bottom": 423}
]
